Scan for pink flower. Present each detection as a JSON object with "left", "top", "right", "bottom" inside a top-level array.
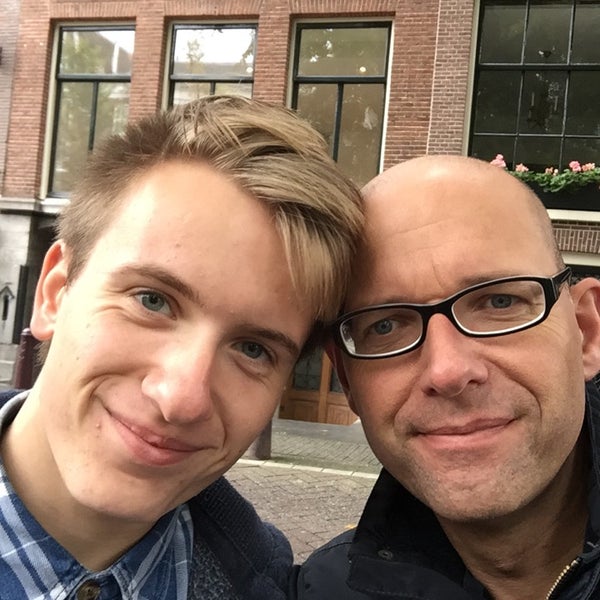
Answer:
[
  {"left": 544, "top": 167, "right": 554, "bottom": 174},
  {"left": 515, "top": 163, "right": 529, "bottom": 172},
  {"left": 582, "top": 162, "right": 596, "bottom": 172},
  {"left": 569, "top": 160, "right": 582, "bottom": 172},
  {"left": 490, "top": 154, "right": 506, "bottom": 168}
]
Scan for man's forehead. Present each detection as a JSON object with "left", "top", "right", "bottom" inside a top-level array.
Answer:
[{"left": 349, "top": 160, "right": 558, "bottom": 306}]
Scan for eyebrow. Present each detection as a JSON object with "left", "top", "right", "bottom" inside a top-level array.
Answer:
[
  {"left": 114, "top": 264, "right": 202, "bottom": 305},
  {"left": 238, "top": 324, "right": 302, "bottom": 359}
]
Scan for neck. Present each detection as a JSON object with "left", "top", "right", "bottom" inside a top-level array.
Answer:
[
  {"left": 0, "top": 388, "right": 152, "bottom": 571},
  {"left": 439, "top": 443, "right": 589, "bottom": 600}
]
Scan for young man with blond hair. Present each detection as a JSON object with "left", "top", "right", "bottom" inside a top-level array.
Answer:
[{"left": 0, "top": 95, "right": 363, "bottom": 599}]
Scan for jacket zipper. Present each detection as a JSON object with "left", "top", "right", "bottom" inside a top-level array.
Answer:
[{"left": 545, "top": 557, "right": 582, "bottom": 599}]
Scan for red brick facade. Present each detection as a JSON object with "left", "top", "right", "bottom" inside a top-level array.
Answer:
[{"left": 2, "top": 0, "right": 599, "bottom": 256}]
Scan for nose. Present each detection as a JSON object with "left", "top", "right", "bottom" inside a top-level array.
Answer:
[
  {"left": 418, "top": 313, "right": 488, "bottom": 397},
  {"left": 141, "top": 336, "right": 218, "bottom": 425}
]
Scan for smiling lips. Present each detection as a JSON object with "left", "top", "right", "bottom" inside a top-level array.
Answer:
[
  {"left": 422, "top": 418, "right": 513, "bottom": 437},
  {"left": 109, "top": 411, "right": 205, "bottom": 466},
  {"left": 124, "top": 420, "right": 200, "bottom": 452},
  {"left": 415, "top": 418, "right": 515, "bottom": 451}
]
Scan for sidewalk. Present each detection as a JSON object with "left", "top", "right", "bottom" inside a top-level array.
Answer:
[
  {"left": 271, "top": 419, "right": 381, "bottom": 473},
  {"left": 247, "top": 417, "right": 381, "bottom": 474}
]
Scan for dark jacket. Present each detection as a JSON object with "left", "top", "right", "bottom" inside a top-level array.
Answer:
[
  {"left": 295, "top": 382, "right": 600, "bottom": 599},
  {"left": 0, "top": 390, "right": 291, "bottom": 600}
]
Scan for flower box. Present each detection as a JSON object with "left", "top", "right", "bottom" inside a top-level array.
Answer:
[
  {"left": 489, "top": 155, "right": 600, "bottom": 212},
  {"left": 528, "top": 182, "right": 600, "bottom": 212}
]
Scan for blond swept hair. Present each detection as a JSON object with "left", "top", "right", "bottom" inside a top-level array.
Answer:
[{"left": 57, "top": 95, "right": 363, "bottom": 330}]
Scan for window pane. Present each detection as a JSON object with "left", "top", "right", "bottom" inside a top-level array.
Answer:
[
  {"left": 293, "top": 350, "right": 323, "bottom": 391},
  {"left": 515, "top": 135, "right": 561, "bottom": 170},
  {"left": 330, "top": 370, "right": 343, "bottom": 393},
  {"left": 524, "top": 1, "right": 571, "bottom": 63},
  {"left": 566, "top": 72, "right": 600, "bottom": 134},
  {"left": 479, "top": 1, "right": 526, "bottom": 63},
  {"left": 52, "top": 82, "right": 93, "bottom": 194},
  {"left": 214, "top": 82, "right": 253, "bottom": 97},
  {"left": 471, "top": 134, "right": 516, "bottom": 164},
  {"left": 59, "top": 29, "right": 134, "bottom": 75},
  {"left": 473, "top": 71, "right": 521, "bottom": 133},
  {"left": 94, "top": 82, "right": 130, "bottom": 143},
  {"left": 295, "top": 83, "right": 338, "bottom": 155},
  {"left": 337, "top": 83, "right": 384, "bottom": 187},
  {"left": 572, "top": 2, "right": 600, "bottom": 62},
  {"left": 172, "top": 27, "right": 255, "bottom": 78},
  {"left": 519, "top": 71, "right": 566, "bottom": 134},
  {"left": 563, "top": 137, "right": 600, "bottom": 163},
  {"left": 298, "top": 27, "right": 388, "bottom": 77},
  {"left": 172, "top": 81, "right": 212, "bottom": 105}
]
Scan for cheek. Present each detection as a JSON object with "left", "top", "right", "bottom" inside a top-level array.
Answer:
[{"left": 346, "top": 361, "right": 414, "bottom": 425}]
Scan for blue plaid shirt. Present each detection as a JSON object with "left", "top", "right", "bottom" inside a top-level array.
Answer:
[{"left": 0, "top": 392, "right": 194, "bottom": 599}]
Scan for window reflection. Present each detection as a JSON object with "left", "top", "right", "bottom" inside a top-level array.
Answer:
[
  {"left": 169, "top": 25, "right": 255, "bottom": 105},
  {"left": 292, "top": 23, "right": 390, "bottom": 187},
  {"left": 50, "top": 27, "right": 134, "bottom": 196}
]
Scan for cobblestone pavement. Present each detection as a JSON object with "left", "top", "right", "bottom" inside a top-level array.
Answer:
[
  {"left": 227, "top": 460, "right": 377, "bottom": 561},
  {"left": 228, "top": 416, "right": 381, "bottom": 561}
]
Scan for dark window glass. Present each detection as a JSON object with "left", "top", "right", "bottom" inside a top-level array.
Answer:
[
  {"left": 566, "top": 72, "right": 600, "bottom": 134},
  {"left": 515, "top": 136, "right": 562, "bottom": 170},
  {"left": 563, "top": 137, "right": 600, "bottom": 163},
  {"left": 169, "top": 25, "right": 255, "bottom": 105},
  {"left": 519, "top": 71, "right": 566, "bottom": 134},
  {"left": 524, "top": 1, "right": 571, "bottom": 64},
  {"left": 473, "top": 71, "right": 521, "bottom": 132},
  {"left": 292, "top": 23, "right": 391, "bottom": 187},
  {"left": 471, "top": 135, "right": 516, "bottom": 162},
  {"left": 572, "top": 2, "right": 600, "bottom": 62},
  {"left": 470, "top": 1, "right": 600, "bottom": 170},
  {"left": 49, "top": 27, "right": 134, "bottom": 197},
  {"left": 479, "top": 2, "right": 526, "bottom": 63}
]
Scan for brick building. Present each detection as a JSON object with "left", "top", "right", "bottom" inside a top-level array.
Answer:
[{"left": 1, "top": 0, "right": 599, "bottom": 422}]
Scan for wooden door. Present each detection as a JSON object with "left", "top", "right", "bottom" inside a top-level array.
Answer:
[{"left": 279, "top": 349, "right": 357, "bottom": 425}]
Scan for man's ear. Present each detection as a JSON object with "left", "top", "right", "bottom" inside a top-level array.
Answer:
[
  {"left": 570, "top": 277, "right": 600, "bottom": 381},
  {"left": 30, "top": 241, "right": 70, "bottom": 341},
  {"left": 325, "top": 339, "right": 358, "bottom": 414}
]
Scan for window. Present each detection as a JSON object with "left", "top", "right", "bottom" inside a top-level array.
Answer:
[
  {"left": 168, "top": 25, "right": 256, "bottom": 106},
  {"left": 470, "top": 1, "right": 600, "bottom": 171},
  {"left": 49, "top": 26, "right": 134, "bottom": 196},
  {"left": 291, "top": 23, "right": 391, "bottom": 187}
]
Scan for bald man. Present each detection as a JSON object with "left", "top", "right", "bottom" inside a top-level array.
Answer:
[{"left": 295, "top": 156, "right": 600, "bottom": 600}]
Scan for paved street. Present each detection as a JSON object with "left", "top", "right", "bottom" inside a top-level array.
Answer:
[
  {"left": 227, "top": 461, "right": 377, "bottom": 561},
  {"left": 227, "top": 417, "right": 381, "bottom": 561}
]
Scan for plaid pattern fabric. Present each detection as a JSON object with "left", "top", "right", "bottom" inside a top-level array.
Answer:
[{"left": 0, "top": 392, "right": 193, "bottom": 600}]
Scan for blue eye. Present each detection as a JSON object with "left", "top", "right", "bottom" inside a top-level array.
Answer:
[
  {"left": 489, "top": 294, "right": 514, "bottom": 309},
  {"left": 240, "top": 341, "right": 268, "bottom": 360},
  {"left": 372, "top": 319, "right": 394, "bottom": 335},
  {"left": 135, "top": 292, "right": 172, "bottom": 316}
]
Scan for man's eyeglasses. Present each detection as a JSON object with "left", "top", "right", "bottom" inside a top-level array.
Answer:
[{"left": 333, "top": 268, "right": 572, "bottom": 360}]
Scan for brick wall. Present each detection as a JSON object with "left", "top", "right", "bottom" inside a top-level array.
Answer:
[
  {"left": 4, "top": 0, "right": 477, "bottom": 199},
  {"left": 554, "top": 220, "right": 600, "bottom": 255},
  {"left": 0, "top": 0, "right": 22, "bottom": 188},
  {"left": 2, "top": 0, "right": 599, "bottom": 265}
]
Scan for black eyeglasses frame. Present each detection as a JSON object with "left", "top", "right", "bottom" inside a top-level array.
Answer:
[{"left": 333, "top": 267, "right": 572, "bottom": 360}]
